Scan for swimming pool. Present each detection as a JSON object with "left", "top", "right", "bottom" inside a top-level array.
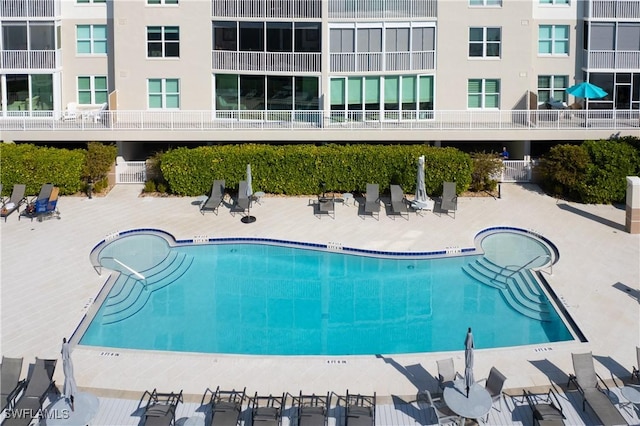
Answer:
[{"left": 78, "top": 228, "right": 573, "bottom": 355}]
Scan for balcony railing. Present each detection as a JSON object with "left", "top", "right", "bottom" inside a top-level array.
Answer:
[
  {"left": 0, "top": 50, "right": 59, "bottom": 70},
  {"left": 584, "top": 50, "right": 640, "bottom": 70},
  {"left": 330, "top": 51, "right": 435, "bottom": 73},
  {"left": 211, "top": 0, "right": 321, "bottom": 18},
  {"left": 1, "top": 109, "right": 638, "bottom": 132},
  {"left": 328, "top": 0, "right": 437, "bottom": 18},
  {"left": 0, "top": 0, "right": 58, "bottom": 17},
  {"left": 587, "top": 0, "right": 640, "bottom": 19},
  {"left": 212, "top": 51, "right": 321, "bottom": 73}
]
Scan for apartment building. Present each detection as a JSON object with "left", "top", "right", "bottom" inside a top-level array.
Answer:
[{"left": 0, "top": 0, "right": 638, "bottom": 159}]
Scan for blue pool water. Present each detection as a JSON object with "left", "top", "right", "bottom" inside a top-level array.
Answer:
[{"left": 80, "top": 230, "right": 573, "bottom": 355}]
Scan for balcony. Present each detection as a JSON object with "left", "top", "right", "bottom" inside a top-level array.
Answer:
[
  {"left": 212, "top": 51, "right": 321, "bottom": 73},
  {"left": 586, "top": 0, "right": 640, "bottom": 19},
  {"left": 330, "top": 51, "right": 435, "bottom": 73},
  {"left": 0, "top": 0, "right": 58, "bottom": 17},
  {"left": 584, "top": 49, "right": 640, "bottom": 70},
  {"left": 211, "top": 0, "right": 321, "bottom": 18},
  {"left": 0, "top": 50, "right": 59, "bottom": 70},
  {"left": 1, "top": 109, "right": 637, "bottom": 135},
  {"left": 328, "top": 0, "right": 437, "bottom": 18}
]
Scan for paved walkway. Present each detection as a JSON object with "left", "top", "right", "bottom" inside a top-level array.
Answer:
[{"left": 0, "top": 183, "right": 638, "bottom": 406}]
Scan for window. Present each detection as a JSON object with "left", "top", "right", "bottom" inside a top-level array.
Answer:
[
  {"left": 295, "top": 23, "right": 320, "bottom": 53},
  {"left": 147, "top": 0, "right": 178, "bottom": 4},
  {"left": 539, "top": 0, "right": 568, "bottom": 4},
  {"left": 239, "top": 22, "right": 263, "bottom": 51},
  {"left": 77, "top": 0, "right": 106, "bottom": 3},
  {"left": 148, "top": 78, "right": 179, "bottom": 108},
  {"left": 330, "top": 28, "right": 354, "bottom": 53},
  {"left": 538, "top": 25, "right": 569, "bottom": 55},
  {"left": 78, "top": 76, "right": 108, "bottom": 105},
  {"left": 385, "top": 27, "right": 410, "bottom": 52},
  {"left": 537, "top": 75, "right": 568, "bottom": 104},
  {"left": 213, "top": 22, "right": 236, "bottom": 51},
  {"left": 76, "top": 25, "right": 107, "bottom": 54},
  {"left": 470, "top": 0, "right": 502, "bottom": 6},
  {"left": 266, "top": 22, "right": 292, "bottom": 52},
  {"left": 412, "top": 27, "right": 435, "bottom": 51},
  {"left": 469, "top": 27, "right": 501, "bottom": 58},
  {"left": 147, "top": 26, "right": 179, "bottom": 58},
  {"left": 357, "top": 28, "right": 382, "bottom": 52},
  {"left": 468, "top": 79, "right": 500, "bottom": 108}
]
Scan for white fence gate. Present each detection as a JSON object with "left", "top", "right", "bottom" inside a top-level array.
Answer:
[
  {"left": 115, "top": 160, "right": 146, "bottom": 184},
  {"left": 500, "top": 158, "right": 533, "bottom": 182}
]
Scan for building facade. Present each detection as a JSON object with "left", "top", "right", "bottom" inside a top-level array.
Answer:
[{"left": 0, "top": 0, "right": 638, "bottom": 159}]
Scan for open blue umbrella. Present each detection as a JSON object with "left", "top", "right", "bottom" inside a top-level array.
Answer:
[{"left": 565, "top": 82, "right": 607, "bottom": 100}]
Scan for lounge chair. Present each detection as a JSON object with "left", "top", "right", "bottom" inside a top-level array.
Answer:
[
  {"left": 314, "top": 194, "right": 335, "bottom": 219},
  {"left": 61, "top": 102, "right": 78, "bottom": 121},
  {"left": 436, "top": 358, "right": 461, "bottom": 391},
  {"left": 345, "top": 391, "right": 375, "bottom": 426},
  {"left": 420, "top": 390, "right": 460, "bottom": 425},
  {"left": 632, "top": 346, "right": 640, "bottom": 382},
  {"left": 88, "top": 102, "right": 108, "bottom": 123},
  {"left": 204, "top": 386, "right": 245, "bottom": 426},
  {"left": 568, "top": 352, "right": 628, "bottom": 426},
  {"left": 389, "top": 184, "right": 409, "bottom": 220},
  {"left": 141, "top": 388, "right": 183, "bottom": 426},
  {"left": 38, "top": 186, "right": 61, "bottom": 221},
  {"left": 200, "top": 180, "right": 226, "bottom": 215},
  {"left": 1, "top": 184, "right": 26, "bottom": 222},
  {"left": 295, "top": 392, "right": 330, "bottom": 426},
  {"left": 19, "top": 183, "right": 53, "bottom": 221},
  {"left": 361, "top": 183, "right": 381, "bottom": 220},
  {"left": 2, "top": 358, "right": 57, "bottom": 426},
  {"left": 440, "top": 182, "right": 458, "bottom": 218},
  {"left": 523, "top": 389, "right": 565, "bottom": 426},
  {"left": 250, "top": 392, "right": 285, "bottom": 426},
  {"left": 231, "top": 181, "right": 251, "bottom": 217},
  {"left": 1, "top": 357, "right": 24, "bottom": 412}
]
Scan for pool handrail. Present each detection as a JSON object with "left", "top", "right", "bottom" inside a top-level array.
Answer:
[
  {"left": 101, "top": 256, "right": 148, "bottom": 289},
  {"left": 505, "top": 254, "right": 552, "bottom": 277}
]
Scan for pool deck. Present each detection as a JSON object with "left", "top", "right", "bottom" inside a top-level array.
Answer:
[{"left": 1, "top": 183, "right": 638, "bottom": 414}]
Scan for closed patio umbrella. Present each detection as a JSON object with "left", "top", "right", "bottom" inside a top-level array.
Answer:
[
  {"left": 412, "top": 155, "right": 434, "bottom": 211},
  {"left": 242, "top": 163, "right": 256, "bottom": 223},
  {"left": 464, "top": 328, "right": 474, "bottom": 398},
  {"left": 61, "top": 337, "right": 77, "bottom": 411}
]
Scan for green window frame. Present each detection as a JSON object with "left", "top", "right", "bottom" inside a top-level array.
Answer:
[
  {"left": 147, "top": 0, "right": 178, "bottom": 4},
  {"left": 76, "top": 0, "right": 106, "bottom": 3},
  {"left": 469, "top": 0, "right": 502, "bottom": 6},
  {"left": 147, "top": 26, "right": 180, "bottom": 58},
  {"left": 539, "top": 0, "right": 568, "bottom": 4},
  {"left": 468, "top": 78, "right": 500, "bottom": 109},
  {"left": 76, "top": 25, "right": 107, "bottom": 54},
  {"left": 148, "top": 78, "right": 180, "bottom": 109},
  {"left": 537, "top": 75, "right": 568, "bottom": 104},
  {"left": 77, "top": 76, "right": 108, "bottom": 105},
  {"left": 538, "top": 25, "right": 569, "bottom": 55}
]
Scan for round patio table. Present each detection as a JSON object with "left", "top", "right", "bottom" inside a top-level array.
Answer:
[{"left": 443, "top": 380, "right": 492, "bottom": 422}]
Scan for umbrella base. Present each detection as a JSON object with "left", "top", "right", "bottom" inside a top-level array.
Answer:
[{"left": 241, "top": 215, "right": 257, "bottom": 224}]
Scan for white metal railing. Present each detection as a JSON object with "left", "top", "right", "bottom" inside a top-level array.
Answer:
[
  {"left": 211, "top": 0, "right": 321, "bottom": 18},
  {"left": 0, "top": 50, "right": 59, "bottom": 70},
  {"left": 327, "top": 0, "right": 437, "bottom": 18},
  {"left": 1, "top": 109, "right": 638, "bottom": 132},
  {"left": 588, "top": 0, "right": 640, "bottom": 19},
  {"left": 116, "top": 160, "right": 146, "bottom": 184},
  {"left": 585, "top": 50, "right": 640, "bottom": 70},
  {"left": 331, "top": 51, "right": 435, "bottom": 72},
  {"left": 501, "top": 160, "right": 532, "bottom": 182},
  {"left": 212, "top": 51, "right": 321, "bottom": 72},
  {"left": 0, "top": 0, "right": 58, "bottom": 17}
]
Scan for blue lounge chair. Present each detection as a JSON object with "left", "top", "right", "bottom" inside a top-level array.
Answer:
[{"left": 20, "top": 183, "right": 53, "bottom": 221}]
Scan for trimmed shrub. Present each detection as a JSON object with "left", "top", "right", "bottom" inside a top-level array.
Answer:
[{"left": 158, "top": 144, "right": 473, "bottom": 196}]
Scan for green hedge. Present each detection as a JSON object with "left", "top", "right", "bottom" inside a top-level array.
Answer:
[
  {"left": 0, "top": 142, "right": 117, "bottom": 197},
  {"left": 537, "top": 137, "right": 640, "bottom": 203},
  {"left": 159, "top": 144, "right": 473, "bottom": 196},
  {"left": 0, "top": 143, "right": 85, "bottom": 195}
]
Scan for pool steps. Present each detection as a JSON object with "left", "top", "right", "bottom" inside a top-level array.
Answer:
[
  {"left": 101, "top": 251, "right": 193, "bottom": 325},
  {"left": 462, "top": 257, "right": 552, "bottom": 322}
]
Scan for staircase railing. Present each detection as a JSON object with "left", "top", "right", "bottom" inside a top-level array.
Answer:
[
  {"left": 505, "top": 254, "right": 552, "bottom": 277},
  {"left": 101, "top": 257, "right": 148, "bottom": 289}
]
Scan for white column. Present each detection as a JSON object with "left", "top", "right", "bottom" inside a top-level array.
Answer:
[{"left": 626, "top": 176, "right": 640, "bottom": 234}]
